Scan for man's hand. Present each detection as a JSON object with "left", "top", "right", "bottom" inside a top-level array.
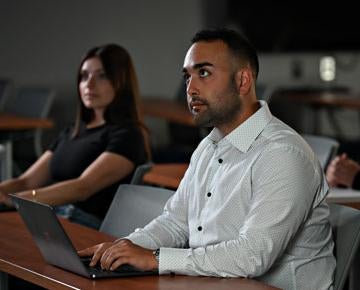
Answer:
[
  {"left": 326, "top": 153, "right": 360, "bottom": 188},
  {"left": 78, "top": 241, "right": 114, "bottom": 267},
  {"left": 78, "top": 239, "right": 158, "bottom": 271}
]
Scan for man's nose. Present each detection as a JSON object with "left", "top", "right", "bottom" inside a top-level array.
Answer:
[{"left": 186, "top": 77, "right": 199, "bottom": 97}]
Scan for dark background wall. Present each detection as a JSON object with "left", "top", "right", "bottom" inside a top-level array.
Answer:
[
  {"left": 1, "top": 0, "right": 360, "bottom": 148},
  {"left": 0, "top": 0, "right": 202, "bottom": 145}
]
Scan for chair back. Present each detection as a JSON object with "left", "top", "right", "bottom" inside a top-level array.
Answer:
[
  {"left": 302, "top": 134, "right": 339, "bottom": 170},
  {"left": 4, "top": 87, "right": 55, "bottom": 118},
  {"left": 329, "top": 204, "right": 360, "bottom": 290},
  {"left": 100, "top": 184, "right": 175, "bottom": 237},
  {"left": 130, "top": 162, "right": 153, "bottom": 185},
  {"left": 4, "top": 87, "right": 55, "bottom": 158}
]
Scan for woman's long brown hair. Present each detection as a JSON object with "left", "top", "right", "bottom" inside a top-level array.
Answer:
[{"left": 73, "top": 44, "right": 151, "bottom": 160}]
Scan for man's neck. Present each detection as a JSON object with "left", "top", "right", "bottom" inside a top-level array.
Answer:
[{"left": 217, "top": 101, "right": 260, "bottom": 136}]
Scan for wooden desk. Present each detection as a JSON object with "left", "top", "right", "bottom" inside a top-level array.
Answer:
[
  {"left": 0, "top": 112, "right": 54, "bottom": 179},
  {"left": 0, "top": 212, "right": 280, "bottom": 290},
  {"left": 142, "top": 99, "right": 194, "bottom": 127},
  {"left": 143, "top": 163, "right": 188, "bottom": 189},
  {"left": 0, "top": 112, "right": 54, "bottom": 130}
]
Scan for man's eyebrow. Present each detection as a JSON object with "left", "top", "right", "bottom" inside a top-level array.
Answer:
[
  {"left": 193, "top": 62, "right": 213, "bottom": 69},
  {"left": 182, "top": 62, "right": 214, "bottom": 73}
]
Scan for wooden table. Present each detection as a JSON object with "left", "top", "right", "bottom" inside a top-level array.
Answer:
[
  {"left": 0, "top": 212, "right": 280, "bottom": 290},
  {"left": 0, "top": 112, "right": 53, "bottom": 130},
  {"left": 142, "top": 98, "right": 194, "bottom": 127},
  {"left": 143, "top": 163, "right": 188, "bottom": 189},
  {"left": 0, "top": 112, "right": 54, "bottom": 179}
]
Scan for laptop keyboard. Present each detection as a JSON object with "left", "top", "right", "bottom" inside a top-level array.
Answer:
[{"left": 81, "top": 256, "right": 147, "bottom": 277}]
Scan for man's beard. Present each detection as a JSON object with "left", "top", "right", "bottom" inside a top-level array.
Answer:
[{"left": 193, "top": 77, "right": 242, "bottom": 128}]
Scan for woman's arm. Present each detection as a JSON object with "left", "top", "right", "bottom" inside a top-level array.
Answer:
[
  {"left": 0, "top": 151, "right": 53, "bottom": 205},
  {"left": 16, "top": 152, "right": 134, "bottom": 206}
]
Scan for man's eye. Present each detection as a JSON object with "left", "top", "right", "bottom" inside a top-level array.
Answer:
[
  {"left": 183, "top": 73, "right": 190, "bottom": 83},
  {"left": 199, "top": 69, "right": 210, "bottom": 78}
]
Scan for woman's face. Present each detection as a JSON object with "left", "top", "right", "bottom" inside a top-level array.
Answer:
[{"left": 79, "top": 57, "right": 116, "bottom": 111}]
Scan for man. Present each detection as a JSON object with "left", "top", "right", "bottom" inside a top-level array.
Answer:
[{"left": 79, "top": 28, "right": 335, "bottom": 289}]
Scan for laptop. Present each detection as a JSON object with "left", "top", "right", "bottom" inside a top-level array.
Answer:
[{"left": 10, "top": 194, "right": 158, "bottom": 279}]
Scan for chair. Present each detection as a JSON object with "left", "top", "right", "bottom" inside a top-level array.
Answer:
[
  {"left": 100, "top": 184, "right": 175, "bottom": 237},
  {"left": 302, "top": 134, "right": 339, "bottom": 171},
  {"left": 130, "top": 162, "right": 153, "bottom": 185},
  {"left": 3, "top": 87, "right": 55, "bottom": 174},
  {"left": 328, "top": 204, "right": 360, "bottom": 290},
  {"left": 4, "top": 87, "right": 55, "bottom": 156}
]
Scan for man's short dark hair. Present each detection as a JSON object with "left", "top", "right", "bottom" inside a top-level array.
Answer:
[{"left": 191, "top": 28, "right": 259, "bottom": 79}]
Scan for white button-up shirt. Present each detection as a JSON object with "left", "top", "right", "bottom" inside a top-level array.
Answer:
[{"left": 127, "top": 101, "right": 335, "bottom": 290}]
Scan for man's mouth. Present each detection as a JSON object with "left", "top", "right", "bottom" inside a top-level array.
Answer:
[{"left": 190, "top": 100, "right": 207, "bottom": 113}]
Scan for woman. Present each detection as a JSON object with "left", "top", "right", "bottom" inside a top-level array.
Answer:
[{"left": 0, "top": 44, "right": 150, "bottom": 228}]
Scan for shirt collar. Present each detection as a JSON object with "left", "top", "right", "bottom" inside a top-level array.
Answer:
[{"left": 207, "top": 101, "right": 273, "bottom": 152}]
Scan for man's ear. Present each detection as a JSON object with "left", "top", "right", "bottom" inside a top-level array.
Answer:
[{"left": 235, "top": 66, "right": 252, "bottom": 96}]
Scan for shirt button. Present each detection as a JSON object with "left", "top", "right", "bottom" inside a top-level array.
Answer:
[
  {"left": 218, "top": 158, "right": 223, "bottom": 164},
  {"left": 197, "top": 226, "right": 202, "bottom": 231},
  {"left": 207, "top": 192, "right": 212, "bottom": 197}
]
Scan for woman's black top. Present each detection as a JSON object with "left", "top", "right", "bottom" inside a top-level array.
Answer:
[{"left": 48, "top": 122, "right": 147, "bottom": 219}]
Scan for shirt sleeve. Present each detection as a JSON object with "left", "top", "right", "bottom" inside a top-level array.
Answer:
[{"left": 131, "top": 145, "right": 327, "bottom": 278}]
